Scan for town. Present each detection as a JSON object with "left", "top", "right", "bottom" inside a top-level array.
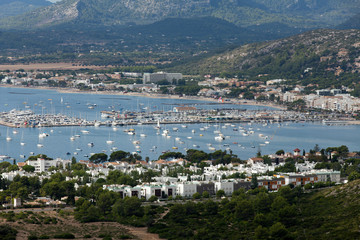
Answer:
[
  {"left": 1, "top": 69, "right": 360, "bottom": 116},
  {"left": 0, "top": 144, "right": 354, "bottom": 208}
]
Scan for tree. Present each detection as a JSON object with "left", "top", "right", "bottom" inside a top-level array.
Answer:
[
  {"left": 148, "top": 196, "right": 158, "bottom": 202},
  {"left": 7, "top": 165, "right": 19, "bottom": 172},
  {"left": 348, "top": 171, "right": 360, "bottom": 181},
  {"left": 192, "top": 192, "right": 201, "bottom": 200},
  {"left": 202, "top": 191, "right": 210, "bottom": 198},
  {"left": 251, "top": 174, "right": 258, "bottom": 189},
  {"left": 269, "top": 222, "right": 289, "bottom": 239},
  {"left": 216, "top": 190, "right": 225, "bottom": 198},
  {"left": 22, "top": 165, "right": 35, "bottom": 173},
  {"left": 276, "top": 150, "right": 285, "bottom": 155},
  {"left": 89, "top": 153, "right": 108, "bottom": 164}
]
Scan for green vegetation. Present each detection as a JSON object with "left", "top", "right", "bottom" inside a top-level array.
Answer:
[
  {"left": 148, "top": 181, "right": 360, "bottom": 239},
  {"left": 0, "top": 225, "right": 17, "bottom": 240}
]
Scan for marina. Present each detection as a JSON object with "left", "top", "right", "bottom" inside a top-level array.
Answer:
[{"left": 0, "top": 87, "right": 360, "bottom": 161}]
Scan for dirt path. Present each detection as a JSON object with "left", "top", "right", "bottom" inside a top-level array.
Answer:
[{"left": 122, "top": 225, "right": 165, "bottom": 240}]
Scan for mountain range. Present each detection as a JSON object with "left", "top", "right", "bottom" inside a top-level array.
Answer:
[
  {"left": 0, "top": 0, "right": 359, "bottom": 30},
  {"left": 0, "top": 0, "right": 50, "bottom": 19}
]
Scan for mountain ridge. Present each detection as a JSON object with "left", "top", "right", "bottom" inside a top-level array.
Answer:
[{"left": 1, "top": 0, "right": 360, "bottom": 30}]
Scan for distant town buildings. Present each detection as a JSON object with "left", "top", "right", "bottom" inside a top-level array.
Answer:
[{"left": 143, "top": 72, "right": 182, "bottom": 84}]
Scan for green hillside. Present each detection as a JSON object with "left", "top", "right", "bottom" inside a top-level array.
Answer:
[
  {"left": 149, "top": 180, "right": 360, "bottom": 239},
  {"left": 164, "top": 29, "right": 360, "bottom": 86}
]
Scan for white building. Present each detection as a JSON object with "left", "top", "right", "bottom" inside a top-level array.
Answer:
[
  {"left": 143, "top": 72, "right": 182, "bottom": 84},
  {"left": 26, "top": 158, "right": 70, "bottom": 173},
  {"left": 176, "top": 182, "right": 197, "bottom": 197},
  {"left": 215, "top": 181, "right": 234, "bottom": 196}
]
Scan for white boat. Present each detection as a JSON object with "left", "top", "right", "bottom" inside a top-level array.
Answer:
[
  {"left": 181, "top": 125, "right": 187, "bottom": 128},
  {"left": 74, "top": 135, "right": 81, "bottom": 138},
  {"left": 155, "top": 120, "right": 161, "bottom": 129},
  {"left": 187, "top": 136, "right": 192, "bottom": 139},
  {"left": 193, "top": 144, "right": 199, "bottom": 148},
  {"left": 214, "top": 130, "right": 220, "bottom": 134},
  {"left": 140, "top": 133, "right": 147, "bottom": 137},
  {"left": 37, "top": 143, "right": 44, "bottom": 148},
  {"left": 265, "top": 141, "right": 270, "bottom": 144},
  {"left": 200, "top": 128, "right": 205, "bottom": 131},
  {"left": 94, "top": 121, "right": 101, "bottom": 127},
  {"left": 87, "top": 142, "right": 94, "bottom": 147},
  {"left": 135, "top": 145, "right": 141, "bottom": 149},
  {"left": 172, "top": 127, "right": 178, "bottom": 131},
  {"left": 20, "top": 142, "right": 26, "bottom": 146},
  {"left": 106, "top": 140, "right": 114, "bottom": 145},
  {"left": 0, "top": 155, "right": 10, "bottom": 160},
  {"left": 12, "top": 130, "right": 18, "bottom": 134},
  {"left": 166, "top": 135, "right": 171, "bottom": 139},
  {"left": 6, "top": 136, "right": 12, "bottom": 141},
  {"left": 133, "top": 140, "right": 140, "bottom": 145},
  {"left": 70, "top": 136, "right": 76, "bottom": 141},
  {"left": 81, "top": 130, "right": 90, "bottom": 134},
  {"left": 20, "top": 155, "right": 26, "bottom": 159},
  {"left": 112, "top": 127, "right": 118, "bottom": 131},
  {"left": 128, "top": 131, "right": 135, "bottom": 135},
  {"left": 215, "top": 134, "right": 225, "bottom": 141},
  {"left": 175, "top": 137, "right": 181, "bottom": 141},
  {"left": 209, "top": 147, "right": 216, "bottom": 151},
  {"left": 39, "top": 132, "right": 49, "bottom": 138},
  {"left": 191, "top": 129, "right": 196, "bottom": 133}
]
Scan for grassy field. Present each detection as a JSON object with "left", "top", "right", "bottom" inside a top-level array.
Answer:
[{"left": 0, "top": 209, "right": 162, "bottom": 239}]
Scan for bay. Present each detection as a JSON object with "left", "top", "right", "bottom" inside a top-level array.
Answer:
[{"left": 0, "top": 87, "right": 359, "bottom": 162}]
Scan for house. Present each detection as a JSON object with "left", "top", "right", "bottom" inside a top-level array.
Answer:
[
  {"left": 258, "top": 178, "right": 285, "bottom": 191},
  {"left": 176, "top": 182, "right": 197, "bottom": 197},
  {"left": 26, "top": 158, "right": 71, "bottom": 173},
  {"left": 141, "top": 185, "right": 162, "bottom": 200},
  {"left": 293, "top": 148, "right": 301, "bottom": 157},
  {"left": 196, "top": 182, "right": 215, "bottom": 196},
  {"left": 215, "top": 181, "right": 234, "bottom": 196},
  {"left": 13, "top": 198, "right": 22, "bottom": 208},
  {"left": 283, "top": 174, "right": 318, "bottom": 186},
  {"left": 247, "top": 157, "right": 264, "bottom": 165}
]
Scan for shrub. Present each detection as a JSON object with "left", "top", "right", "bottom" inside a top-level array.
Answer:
[{"left": 53, "top": 233, "right": 75, "bottom": 239}]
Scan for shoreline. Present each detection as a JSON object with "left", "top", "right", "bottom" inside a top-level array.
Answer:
[{"left": 0, "top": 84, "right": 286, "bottom": 110}]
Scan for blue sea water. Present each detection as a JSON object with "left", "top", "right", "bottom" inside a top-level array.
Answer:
[{"left": 0, "top": 87, "right": 359, "bottom": 162}]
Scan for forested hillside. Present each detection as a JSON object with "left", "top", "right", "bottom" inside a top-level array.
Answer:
[{"left": 165, "top": 29, "right": 360, "bottom": 87}]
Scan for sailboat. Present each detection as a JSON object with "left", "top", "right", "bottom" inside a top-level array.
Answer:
[
  {"left": 20, "top": 131, "right": 26, "bottom": 146},
  {"left": 155, "top": 119, "right": 161, "bottom": 130},
  {"left": 106, "top": 132, "right": 114, "bottom": 145},
  {"left": 6, "top": 129, "right": 12, "bottom": 141}
]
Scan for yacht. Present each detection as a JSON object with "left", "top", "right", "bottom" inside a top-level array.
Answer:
[
  {"left": 87, "top": 142, "right": 94, "bottom": 147},
  {"left": 106, "top": 140, "right": 114, "bottom": 145},
  {"left": 37, "top": 143, "right": 44, "bottom": 148}
]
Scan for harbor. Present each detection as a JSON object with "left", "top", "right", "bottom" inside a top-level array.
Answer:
[
  {"left": 0, "top": 107, "right": 355, "bottom": 128},
  {"left": 0, "top": 86, "right": 360, "bottom": 162}
]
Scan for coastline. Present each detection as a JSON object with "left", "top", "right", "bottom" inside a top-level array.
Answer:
[{"left": 0, "top": 84, "right": 286, "bottom": 110}]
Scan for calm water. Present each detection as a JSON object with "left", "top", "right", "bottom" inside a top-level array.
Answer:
[{"left": 0, "top": 87, "right": 359, "bottom": 161}]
